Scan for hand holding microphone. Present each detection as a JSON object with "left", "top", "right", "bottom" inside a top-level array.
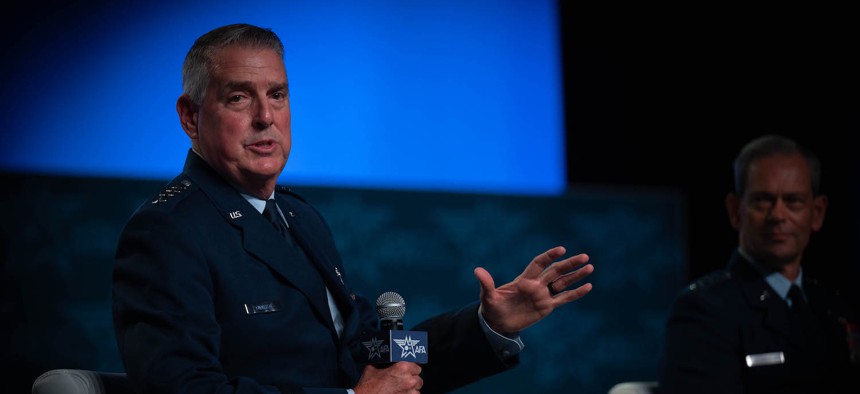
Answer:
[
  {"left": 354, "top": 291, "right": 426, "bottom": 394},
  {"left": 354, "top": 361, "right": 423, "bottom": 394},
  {"left": 360, "top": 291, "right": 428, "bottom": 364}
]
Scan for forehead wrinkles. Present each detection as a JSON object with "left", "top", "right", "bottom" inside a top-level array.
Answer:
[
  {"left": 746, "top": 155, "right": 811, "bottom": 194},
  {"left": 209, "top": 57, "right": 286, "bottom": 96},
  {"left": 211, "top": 46, "right": 284, "bottom": 74}
]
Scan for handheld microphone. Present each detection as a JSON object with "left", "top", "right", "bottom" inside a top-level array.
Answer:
[
  {"left": 361, "top": 291, "right": 428, "bottom": 364},
  {"left": 377, "top": 291, "right": 406, "bottom": 330}
]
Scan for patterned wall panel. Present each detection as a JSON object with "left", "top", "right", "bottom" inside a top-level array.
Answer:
[{"left": 1, "top": 173, "right": 686, "bottom": 393}]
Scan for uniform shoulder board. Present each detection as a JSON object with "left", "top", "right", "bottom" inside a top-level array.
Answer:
[
  {"left": 805, "top": 276, "right": 846, "bottom": 299},
  {"left": 687, "top": 270, "right": 732, "bottom": 292},
  {"left": 275, "top": 185, "right": 308, "bottom": 202},
  {"left": 151, "top": 177, "right": 194, "bottom": 205}
]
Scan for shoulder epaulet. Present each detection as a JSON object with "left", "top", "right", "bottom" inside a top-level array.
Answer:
[
  {"left": 687, "top": 270, "right": 732, "bottom": 292},
  {"left": 805, "top": 276, "right": 846, "bottom": 298},
  {"left": 275, "top": 185, "right": 307, "bottom": 203},
  {"left": 150, "top": 177, "right": 194, "bottom": 205}
]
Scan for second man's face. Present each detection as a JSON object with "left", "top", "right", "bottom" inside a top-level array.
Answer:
[{"left": 734, "top": 152, "right": 826, "bottom": 266}]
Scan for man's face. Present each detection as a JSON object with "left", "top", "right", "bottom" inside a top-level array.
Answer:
[
  {"left": 728, "top": 152, "right": 826, "bottom": 267},
  {"left": 183, "top": 46, "right": 291, "bottom": 197}
]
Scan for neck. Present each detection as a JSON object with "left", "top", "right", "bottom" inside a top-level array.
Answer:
[
  {"left": 737, "top": 247, "right": 803, "bottom": 282},
  {"left": 233, "top": 178, "right": 275, "bottom": 200},
  {"left": 779, "top": 262, "right": 802, "bottom": 282}
]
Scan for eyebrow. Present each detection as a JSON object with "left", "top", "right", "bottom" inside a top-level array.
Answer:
[
  {"left": 220, "top": 81, "right": 289, "bottom": 94},
  {"left": 748, "top": 191, "right": 809, "bottom": 198}
]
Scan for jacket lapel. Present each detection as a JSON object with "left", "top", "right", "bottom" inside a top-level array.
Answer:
[
  {"left": 181, "top": 150, "right": 334, "bottom": 326},
  {"left": 734, "top": 253, "right": 816, "bottom": 351},
  {"left": 242, "top": 221, "right": 333, "bottom": 325},
  {"left": 277, "top": 195, "right": 355, "bottom": 317},
  {"left": 742, "top": 279, "right": 799, "bottom": 342}
]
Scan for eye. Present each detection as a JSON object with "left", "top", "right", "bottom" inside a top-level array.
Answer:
[
  {"left": 751, "top": 195, "right": 770, "bottom": 204},
  {"left": 784, "top": 196, "right": 806, "bottom": 208},
  {"left": 228, "top": 95, "right": 244, "bottom": 103},
  {"left": 748, "top": 194, "right": 774, "bottom": 210}
]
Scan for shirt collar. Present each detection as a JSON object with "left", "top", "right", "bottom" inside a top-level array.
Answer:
[
  {"left": 241, "top": 191, "right": 276, "bottom": 214},
  {"left": 738, "top": 247, "right": 803, "bottom": 301}
]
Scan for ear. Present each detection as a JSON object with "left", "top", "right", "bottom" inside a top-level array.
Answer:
[
  {"left": 811, "top": 194, "right": 828, "bottom": 232},
  {"left": 725, "top": 193, "right": 741, "bottom": 230},
  {"left": 177, "top": 94, "right": 199, "bottom": 139}
]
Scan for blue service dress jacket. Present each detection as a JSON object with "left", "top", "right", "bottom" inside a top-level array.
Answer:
[
  {"left": 112, "top": 150, "right": 517, "bottom": 394},
  {"left": 658, "top": 250, "right": 859, "bottom": 394}
]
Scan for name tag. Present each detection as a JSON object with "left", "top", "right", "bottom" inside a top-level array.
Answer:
[
  {"left": 745, "top": 351, "right": 784, "bottom": 367},
  {"left": 244, "top": 301, "right": 281, "bottom": 315}
]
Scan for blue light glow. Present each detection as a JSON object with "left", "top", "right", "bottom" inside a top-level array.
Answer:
[{"left": 1, "top": 0, "right": 563, "bottom": 195}]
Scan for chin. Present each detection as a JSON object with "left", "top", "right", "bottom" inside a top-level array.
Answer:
[
  {"left": 759, "top": 249, "right": 800, "bottom": 266},
  {"left": 253, "top": 159, "right": 285, "bottom": 175}
]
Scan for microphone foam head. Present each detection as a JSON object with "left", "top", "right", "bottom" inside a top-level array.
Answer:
[{"left": 376, "top": 291, "right": 406, "bottom": 320}]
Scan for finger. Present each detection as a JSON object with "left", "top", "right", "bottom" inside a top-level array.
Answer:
[
  {"left": 473, "top": 267, "right": 496, "bottom": 295},
  {"left": 547, "top": 262, "right": 594, "bottom": 293},
  {"left": 541, "top": 253, "right": 590, "bottom": 282},
  {"left": 520, "top": 246, "right": 567, "bottom": 279},
  {"left": 554, "top": 282, "right": 593, "bottom": 303}
]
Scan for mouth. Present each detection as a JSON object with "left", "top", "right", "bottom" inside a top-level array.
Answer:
[
  {"left": 251, "top": 140, "right": 275, "bottom": 147},
  {"left": 764, "top": 232, "right": 791, "bottom": 242},
  {"left": 246, "top": 139, "right": 278, "bottom": 153}
]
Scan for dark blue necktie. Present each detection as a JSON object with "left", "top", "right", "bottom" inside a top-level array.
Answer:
[
  {"left": 787, "top": 284, "right": 807, "bottom": 312},
  {"left": 263, "top": 199, "right": 289, "bottom": 238}
]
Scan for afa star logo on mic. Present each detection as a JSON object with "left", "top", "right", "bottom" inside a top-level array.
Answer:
[
  {"left": 362, "top": 336, "right": 388, "bottom": 360},
  {"left": 393, "top": 335, "right": 426, "bottom": 359},
  {"left": 361, "top": 330, "right": 428, "bottom": 364}
]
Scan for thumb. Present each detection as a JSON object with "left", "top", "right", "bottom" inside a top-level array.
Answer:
[{"left": 473, "top": 267, "right": 496, "bottom": 296}]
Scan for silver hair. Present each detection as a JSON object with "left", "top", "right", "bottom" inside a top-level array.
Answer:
[
  {"left": 181, "top": 23, "right": 285, "bottom": 105},
  {"left": 733, "top": 134, "right": 822, "bottom": 196}
]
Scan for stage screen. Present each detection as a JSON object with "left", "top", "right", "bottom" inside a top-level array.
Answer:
[{"left": 0, "top": 0, "right": 564, "bottom": 195}]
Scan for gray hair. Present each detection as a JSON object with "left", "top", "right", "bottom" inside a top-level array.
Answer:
[
  {"left": 733, "top": 134, "right": 822, "bottom": 196},
  {"left": 182, "top": 23, "right": 285, "bottom": 104}
]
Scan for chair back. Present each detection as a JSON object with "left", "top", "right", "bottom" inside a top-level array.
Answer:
[
  {"left": 32, "top": 369, "right": 133, "bottom": 394},
  {"left": 608, "top": 381, "right": 659, "bottom": 394}
]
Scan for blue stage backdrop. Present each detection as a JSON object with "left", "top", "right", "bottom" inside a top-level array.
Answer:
[{"left": 0, "top": 0, "right": 564, "bottom": 196}]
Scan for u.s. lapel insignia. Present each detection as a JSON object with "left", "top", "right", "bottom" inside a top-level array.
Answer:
[{"left": 229, "top": 210, "right": 242, "bottom": 219}]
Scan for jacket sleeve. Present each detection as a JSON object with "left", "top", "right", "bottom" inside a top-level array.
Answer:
[{"left": 414, "top": 302, "right": 519, "bottom": 394}]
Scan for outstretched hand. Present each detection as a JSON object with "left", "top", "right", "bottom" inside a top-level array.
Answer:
[{"left": 474, "top": 246, "right": 593, "bottom": 334}]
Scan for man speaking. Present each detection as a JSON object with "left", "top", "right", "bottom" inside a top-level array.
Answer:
[{"left": 111, "top": 23, "right": 595, "bottom": 394}]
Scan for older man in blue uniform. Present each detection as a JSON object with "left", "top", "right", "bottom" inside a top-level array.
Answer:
[{"left": 112, "top": 23, "right": 595, "bottom": 394}]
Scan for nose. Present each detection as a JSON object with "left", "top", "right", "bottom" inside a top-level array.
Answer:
[
  {"left": 252, "top": 99, "right": 274, "bottom": 130},
  {"left": 767, "top": 199, "right": 788, "bottom": 221}
]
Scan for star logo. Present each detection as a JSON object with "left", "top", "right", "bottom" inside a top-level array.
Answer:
[
  {"left": 393, "top": 335, "right": 422, "bottom": 359},
  {"left": 362, "top": 336, "right": 385, "bottom": 359}
]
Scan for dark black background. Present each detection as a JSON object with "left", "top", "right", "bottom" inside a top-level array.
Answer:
[{"left": 560, "top": 3, "right": 859, "bottom": 304}]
